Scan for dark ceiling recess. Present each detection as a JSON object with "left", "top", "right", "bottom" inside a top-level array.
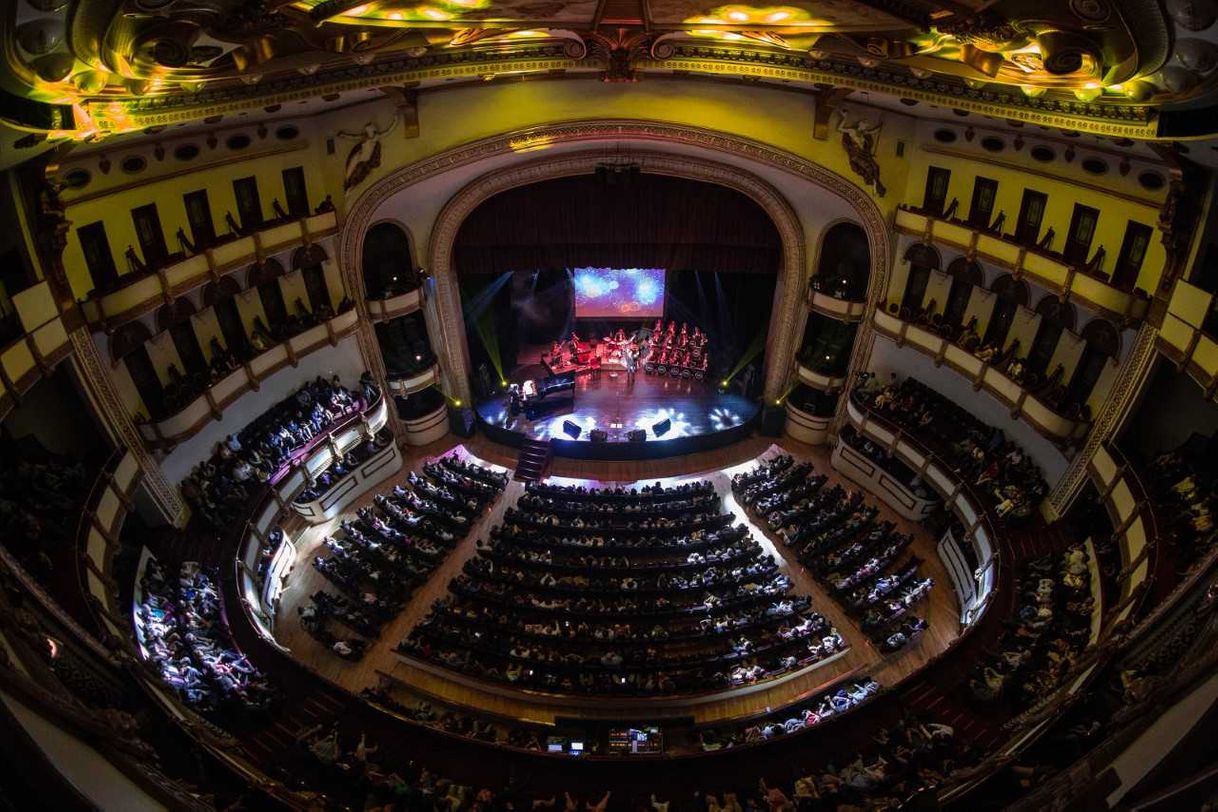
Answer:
[{"left": 453, "top": 172, "right": 783, "bottom": 276}]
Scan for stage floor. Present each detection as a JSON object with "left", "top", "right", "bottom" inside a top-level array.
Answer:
[{"left": 475, "top": 368, "right": 758, "bottom": 444}]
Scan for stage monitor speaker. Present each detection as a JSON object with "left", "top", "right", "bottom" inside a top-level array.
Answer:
[
  {"left": 448, "top": 406, "right": 475, "bottom": 438},
  {"left": 627, "top": 429, "right": 646, "bottom": 442},
  {"left": 760, "top": 404, "right": 786, "bottom": 437},
  {"left": 562, "top": 420, "right": 582, "bottom": 439},
  {"left": 590, "top": 429, "right": 608, "bottom": 443},
  {"left": 652, "top": 417, "right": 672, "bottom": 437}
]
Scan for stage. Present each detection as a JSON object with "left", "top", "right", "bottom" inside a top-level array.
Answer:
[{"left": 474, "top": 367, "right": 760, "bottom": 460}]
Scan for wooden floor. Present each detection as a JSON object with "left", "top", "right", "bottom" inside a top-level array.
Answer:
[{"left": 273, "top": 433, "right": 961, "bottom": 727}]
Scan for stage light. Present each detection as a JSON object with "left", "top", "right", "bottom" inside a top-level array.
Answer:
[
  {"left": 721, "top": 379, "right": 729, "bottom": 387},
  {"left": 453, "top": 399, "right": 463, "bottom": 407}
]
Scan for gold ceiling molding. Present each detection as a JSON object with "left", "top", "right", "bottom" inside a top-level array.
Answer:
[
  {"left": 645, "top": 56, "right": 1163, "bottom": 139},
  {"left": 336, "top": 119, "right": 892, "bottom": 402},
  {"left": 3, "top": 1, "right": 1206, "bottom": 142}
]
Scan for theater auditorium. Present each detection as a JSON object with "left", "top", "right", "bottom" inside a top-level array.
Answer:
[{"left": 1, "top": 0, "right": 1217, "bottom": 808}]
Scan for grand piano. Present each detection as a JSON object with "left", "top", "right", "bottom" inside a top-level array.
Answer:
[{"left": 510, "top": 372, "right": 576, "bottom": 419}]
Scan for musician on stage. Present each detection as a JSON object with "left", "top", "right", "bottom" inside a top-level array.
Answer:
[{"left": 625, "top": 339, "right": 639, "bottom": 384}]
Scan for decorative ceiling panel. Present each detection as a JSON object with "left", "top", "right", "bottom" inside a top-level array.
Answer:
[{"left": 1, "top": 0, "right": 1215, "bottom": 141}]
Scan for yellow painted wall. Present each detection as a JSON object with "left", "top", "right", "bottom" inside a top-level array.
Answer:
[
  {"left": 904, "top": 141, "right": 1168, "bottom": 295},
  {"left": 59, "top": 136, "right": 327, "bottom": 300}
]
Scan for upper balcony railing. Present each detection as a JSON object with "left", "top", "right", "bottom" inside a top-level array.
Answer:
[
  {"left": 1156, "top": 278, "right": 1218, "bottom": 395},
  {"left": 366, "top": 287, "right": 423, "bottom": 322},
  {"left": 79, "top": 211, "right": 339, "bottom": 330},
  {"left": 137, "top": 307, "right": 359, "bottom": 449},
  {"left": 0, "top": 280, "right": 74, "bottom": 422},
  {"left": 895, "top": 208, "right": 1151, "bottom": 324},
  {"left": 873, "top": 309, "right": 1091, "bottom": 446},
  {"left": 806, "top": 279, "right": 867, "bottom": 322}
]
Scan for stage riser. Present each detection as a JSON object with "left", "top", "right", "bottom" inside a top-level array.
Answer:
[{"left": 477, "top": 413, "right": 759, "bottom": 460}]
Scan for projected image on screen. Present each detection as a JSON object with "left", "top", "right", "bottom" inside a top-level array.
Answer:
[{"left": 572, "top": 268, "right": 665, "bottom": 319}]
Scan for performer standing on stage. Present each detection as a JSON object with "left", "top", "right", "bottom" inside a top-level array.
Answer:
[{"left": 625, "top": 339, "right": 640, "bottom": 384}]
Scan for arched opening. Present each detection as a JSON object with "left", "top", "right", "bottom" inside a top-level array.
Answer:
[
  {"left": 293, "top": 244, "right": 333, "bottom": 314},
  {"left": 248, "top": 258, "right": 288, "bottom": 339},
  {"left": 1068, "top": 319, "right": 1121, "bottom": 412},
  {"left": 202, "top": 277, "right": 250, "bottom": 359},
  {"left": 1027, "top": 296, "right": 1077, "bottom": 375},
  {"left": 901, "top": 243, "right": 940, "bottom": 316},
  {"left": 944, "top": 257, "right": 983, "bottom": 331},
  {"left": 156, "top": 297, "right": 207, "bottom": 381},
  {"left": 111, "top": 321, "right": 162, "bottom": 418},
  {"left": 983, "top": 273, "right": 1029, "bottom": 349},
  {"left": 811, "top": 222, "right": 869, "bottom": 301},
  {"left": 362, "top": 223, "right": 418, "bottom": 299},
  {"left": 376, "top": 312, "right": 436, "bottom": 380},
  {"left": 451, "top": 169, "right": 782, "bottom": 442}
]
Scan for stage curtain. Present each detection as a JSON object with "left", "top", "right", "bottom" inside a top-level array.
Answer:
[{"left": 453, "top": 173, "right": 782, "bottom": 275}]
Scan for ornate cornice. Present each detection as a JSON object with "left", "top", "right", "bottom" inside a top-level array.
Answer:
[{"left": 336, "top": 120, "right": 891, "bottom": 403}]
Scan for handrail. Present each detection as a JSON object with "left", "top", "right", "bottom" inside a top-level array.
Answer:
[
  {"left": 872, "top": 308, "right": 1090, "bottom": 446},
  {"left": 136, "top": 306, "right": 360, "bottom": 448},
  {"left": 894, "top": 207, "right": 1151, "bottom": 324},
  {"left": 843, "top": 391, "right": 1002, "bottom": 628},
  {"left": 79, "top": 210, "right": 340, "bottom": 330}
]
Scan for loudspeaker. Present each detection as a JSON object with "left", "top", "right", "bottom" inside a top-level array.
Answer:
[
  {"left": 590, "top": 429, "right": 608, "bottom": 442},
  {"left": 760, "top": 404, "right": 786, "bottom": 437},
  {"left": 652, "top": 417, "right": 672, "bottom": 437},
  {"left": 627, "top": 429, "right": 646, "bottom": 442},
  {"left": 448, "top": 406, "right": 475, "bottom": 437},
  {"left": 562, "top": 420, "right": 582, "bottom": 439}
]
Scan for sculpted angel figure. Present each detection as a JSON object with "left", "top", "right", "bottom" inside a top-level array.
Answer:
[
  {"left": 836, "top": 110, "right": 886, "bottom": 197},
  {"left": 337, "top": 117, "right": 398, "bottom": 190}
]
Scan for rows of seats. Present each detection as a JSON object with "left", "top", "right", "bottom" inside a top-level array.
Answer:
[
  {"left": 181, "top": 375, "right": 373, "bottom": 527},
  {"left": 968, "top": 546, "right": 1093, "bottom": 707},
  {"left": 858, "top": 376, "right": 1048, "bottom": 522},
  {"left": 290, "top": 707, "right": 974, "bottom": 810},
  {"left": 301, "top": 454, "right": 507, "bottom": 659},
  {"left": 699, "top": 676, "right": 880, "bottom": 750},
  {"left": 400, "top": 479, "right": 844, "bottom": 695},
  {"left": 734, "top": 455, "right": 933, "bottom": 655},
  {"left": 1146, "top": 448, "right": 1217, "bottom": 565},
  {"left": 135, "top": 559, "right": 274, "bottom": 713},
  {"left": 0, "top": 449, "right": 90, "bottom": 588}
]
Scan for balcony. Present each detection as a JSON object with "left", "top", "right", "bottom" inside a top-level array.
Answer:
[
  {"left": 1157, "top": 279, "right": 1218, "bottom": 395},
  {"left": 366, "top": 288, "right": 423, "bottom": 322},
  {"left": 136, "top": 307, "right": 359, "bottom": 449},
  {"left": 895, "top": 208, "right": 1150, "bottom": 324},
  {"left": 807, "top": 286, "right": 867, "bottom": 322},
  {"left": 1087, "top": 445, "right": 1156, "bottom": 628},
  {"left": 843, "top": 394, "right": 998, "bottom": 627},
  {"left": 0, "top": 281, "right": 74, "bottom": 421},
  {"left": 80, "top": 211, "right": 339, "bottom": 330},
  {"left": 386, "top": 364, "right": 440, "bottom": 397},
  {"left": 795, "top": 360, "right": 846, "bottom": 392},
  {"left": 872, "top": 309, "right": 1091, "bottom": 446},
  {"left": 77, "top": 449, "right": 142, "bottom": 640}
]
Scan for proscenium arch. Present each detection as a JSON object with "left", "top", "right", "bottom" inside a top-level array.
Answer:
[
  {"left": 430, "top": 152, "right": 802, "bottom": 402},
  {"left": 337, "top": 120, "right": 892, "bottom": 405}
]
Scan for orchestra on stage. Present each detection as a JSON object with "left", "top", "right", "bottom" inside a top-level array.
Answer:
[{"left": 542, "top": 320, "right": 710, "bottom": 381}]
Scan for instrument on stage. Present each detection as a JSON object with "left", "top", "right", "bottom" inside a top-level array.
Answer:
[{"left": 510, "top": 372, "right": 576, "bottom": 418}]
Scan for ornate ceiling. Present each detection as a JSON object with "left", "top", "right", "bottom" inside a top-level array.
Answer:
[{"left": 3, "top": 0, "right": 1218, "bottom": 141}]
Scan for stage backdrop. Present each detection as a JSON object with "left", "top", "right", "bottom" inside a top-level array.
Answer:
[
  {"left": 573, "top": 268, "right": 665, "bottom": 319},
  {"left": 452, "top": 173, "right": 782, "bottom": 276}
]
